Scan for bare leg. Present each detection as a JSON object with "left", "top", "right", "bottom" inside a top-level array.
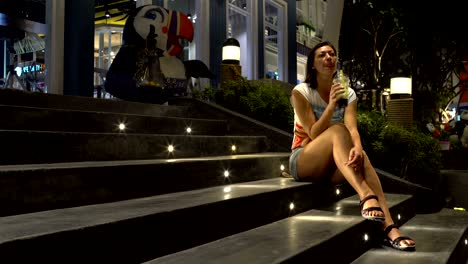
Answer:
[
  {"left": 328, "top": 136, "right": 415, "bottom": 247},
  {"left": 296, "top": 123, "right": 415, "bottom": 247},
  {"left": 297, "top": 124, "right": 383, "bottom": 217},
  {"left": 357, "top": 154, "right": 415, "bottom": 247}
]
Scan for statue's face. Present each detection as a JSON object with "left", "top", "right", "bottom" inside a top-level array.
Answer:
[
  {"left": 426, "top": 123, "right": 435, "bottom": 132},
  {"left": 461, "top": 110, "right": 468, "bottom": 120},
  {"left": 133, "top": 5, "right": 168, "bottom": 51}
]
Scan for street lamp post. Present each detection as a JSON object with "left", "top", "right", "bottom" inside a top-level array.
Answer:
[
  {"left": 387, "top": 77, "right": 413, "bottom": 129},
  {"left": 220, "top": 37, "right": 241, "bottom": 86}
]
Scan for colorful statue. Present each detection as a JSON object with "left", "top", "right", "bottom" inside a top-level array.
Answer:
[
  {"left": 455, "top": 109, "right": 468, "bottom": 148},
  {"left": 457, "top": 60, "right": 468, "bottom": 113},
  {"left": 105, "top": 5, "right": 212, "bottom": 104},
  {"left": 426, "top": 122, "right": 441, "bottom": 138}
]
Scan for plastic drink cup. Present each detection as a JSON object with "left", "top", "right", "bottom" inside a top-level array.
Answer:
[{"left": 333, "top": 69, "right": 349, "bottom": 107}]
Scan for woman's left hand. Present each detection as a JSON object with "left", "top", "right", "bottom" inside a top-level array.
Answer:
[{"left": 345, "top": 147, "right": 363, "bottom": 170}]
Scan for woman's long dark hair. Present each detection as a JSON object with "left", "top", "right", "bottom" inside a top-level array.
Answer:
[{"left": 304, "top": 41, "right": 337, "bottom": 89}]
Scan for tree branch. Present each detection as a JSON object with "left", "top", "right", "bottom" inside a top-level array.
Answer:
[
  {"left": 378, "top": 31, "right": 402, "bottom": 73},
  {"left": 380, "top": 31, "right": 402, "bottom": 59},
  {"left": 361, "top": 27, "right": 371, "bottom": 35}
]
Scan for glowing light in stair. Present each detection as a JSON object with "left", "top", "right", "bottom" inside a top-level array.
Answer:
[
  {"left": 336, "top": 188, "right": 340, "bottom": 195},
  {"left": 289, "top": 202, "right": 295, "bottom": 210},
  {"left": 465, "top": 239, "right": 467, "bottom": 245},
  {"left": 224, "top": 170, "right": 230, "bottom": 178},
  {"left": 280, "top": 178, "right": 287, "bottom": 186},
  {"left": 397, "top": 214, "right": 401, "bottom": 220},
  {"left": 186, "top": 127, "right": 192, "bottom": 134},
  {"left": 224, "top": 186, "right": 232, "bottom": 193},
  {"left": 231, "top": 145, "right": 237, "bottom": 152},
  {"left": 118, "top": 123, "right": 126, "bottom": 131},
  {"left": 168, "top": 145, "right": 175, "bottom": 153},
  {"left": 364, "top": 233, "right": 369, "bottom": 241},
  {"left": 280, "top": 165, "right": 285, "bottom": 171}
]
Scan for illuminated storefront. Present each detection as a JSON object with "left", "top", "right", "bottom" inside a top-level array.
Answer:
[{"left": 1, "top": 0, "right": 338, "bottom": 96}]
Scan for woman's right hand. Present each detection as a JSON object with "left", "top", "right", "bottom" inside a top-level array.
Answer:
[{"left": 329, "top": 82, "right": 345, "bottom": 107}]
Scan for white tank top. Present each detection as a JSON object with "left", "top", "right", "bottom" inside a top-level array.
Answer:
[{"left": 291, "top": 82, "right": 357, "bottom": 149}]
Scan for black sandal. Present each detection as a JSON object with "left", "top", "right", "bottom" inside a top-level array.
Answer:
[
  {"left": 359, "top": 195, "right": 385, "bottom": 222},
  {"left": 382, "top": 224, "right": 416, "bottom": 251}
]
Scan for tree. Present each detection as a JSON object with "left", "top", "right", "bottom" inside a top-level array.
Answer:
[
  {"left": 340, "top": 1, "right": 407, "bottom": 89},
  {"left": 340, "top": 0, "right": 468, "bottom": 123},
  {"left": 404, "top": 3, "right": 467, "bottom": 124}
]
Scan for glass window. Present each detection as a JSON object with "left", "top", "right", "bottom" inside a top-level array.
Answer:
[
  {"left": 166, "top": 0, "right": 196, "bottom": 61},
  {"left": 264, "top": 0, "right": 285, "bottom": 81},
  {"left": 228, "top": 0, "right": 252, "bottom": 79},
  {"left": 94, "top": 26, "right": 123, "bottom": 97},
  {"left": 297, "top": 54, "right": 307, "bottom": 84},
  {"left": 228, "top": 0, "right": 248, "bottom": 11}
]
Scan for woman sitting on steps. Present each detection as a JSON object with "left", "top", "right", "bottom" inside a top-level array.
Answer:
[{"left": 288, "top": 40, "right": 416, "bottom": 251}]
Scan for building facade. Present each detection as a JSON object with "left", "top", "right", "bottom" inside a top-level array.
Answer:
[{"left": 1, "top": 0, "right": 344, "bottom": 96}]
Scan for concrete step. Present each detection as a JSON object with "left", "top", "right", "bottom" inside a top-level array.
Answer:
[
  {"left": 0, "top": 104, "right": 227, "bottom": 135},
  {"left": 0, "top": 88, "right": 190, "bottom": 117},
  {"left": 0, "top": 89, "right": 293, "bottom": 152},
  {"left": 0, "top": 177, "right": 355, "bottom": 263},
  {"left": 442, "top": 170, "right": 468, "bottom": 209},
  {"left": 146, "top": 193, "right": 414, "bottom": 264},
  {"left": 169, "top": 98, "right": 293, "bottom": 152},
  {"left": 352, "top": 208, "right": 468, "bottom": 264},
  {"left": 0, "top": 130, "right": 271, "bottom": 164},
  {"left": 0, "top": 153, "right": 290, "bottom": 216},
  {"left": 376, "top": 168, "right": 446, "bottom": 214}
]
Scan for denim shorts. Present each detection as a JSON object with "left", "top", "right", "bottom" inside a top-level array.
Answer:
[{"left": 288, "top": 147, "right": 303, "bottom": 181}]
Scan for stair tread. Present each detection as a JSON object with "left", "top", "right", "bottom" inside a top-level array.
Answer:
[
  {"left": 0, "top": 89, "right": 189, "bottom": 116},
  {"left": 0, "top": 177, "right": 308, "bottom": 244},
  {"left": 0, "top": 103, "right": 214, "bottom": 120},
  {"left": 146, "top": 194, "right": 412, "bottom": 264},
  {"left": 352, "top": 208, "right": 468, "bottom": 264},
  {"left": 0, "top": 152, "right": 290, "bottom": 171},
  {"left": 0, "top": 104, "right": 226, "bottom": 126},
  {"left": 0, "top": 130, "right": 266, "bottom": 137}
]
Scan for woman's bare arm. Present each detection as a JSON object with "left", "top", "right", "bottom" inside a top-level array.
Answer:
[{"left": 291, "top": 89, "right": 336, "bottom": 140}]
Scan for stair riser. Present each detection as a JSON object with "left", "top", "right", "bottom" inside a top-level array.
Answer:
[
  {"left": 0, "top": 105, "right": 227, "bottom": 135},
  {"left": 0, "top": 156, "right": 290, "bottom": 216},
  {"left": 0, "top": 132, "right": 269, "bottom": 164},
  {"left": 449, "top": 227, "right": 468, "bottom": 264},
  {"left": 0, "top": 183, "right": 348, "bottom": 263},
  {"left": 169, "top": 98, "right": 293, "bottom": 152}
]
